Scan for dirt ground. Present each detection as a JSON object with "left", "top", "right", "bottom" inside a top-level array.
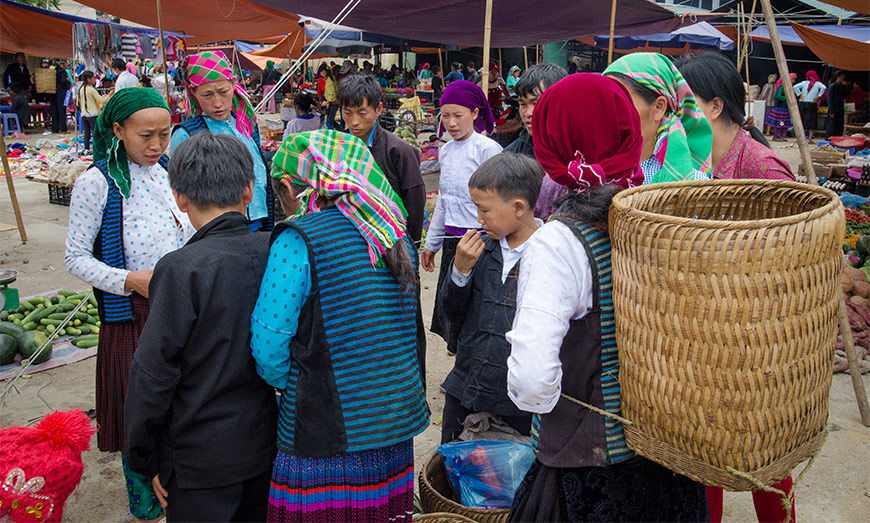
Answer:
[{"left": 1, "top": 135, "right": 869, "bottom": 522}]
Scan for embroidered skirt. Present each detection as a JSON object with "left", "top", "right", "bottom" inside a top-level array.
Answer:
[
  {"left": 507, "top": 457, "right": 709, "bottom": 523},
  {"left": 95, "top": 293, "right": 150, "bottom": 452},
  {"left": 764, "top": 106, "right": 792, "bottom": 130},
  {"left": 267, "top": 440, "right": 415, "bottom": 523},
  {"left": 430, "top": 236, "right": 461, "bottom": 353}
]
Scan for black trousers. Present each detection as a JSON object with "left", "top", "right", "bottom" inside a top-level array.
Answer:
[
  {"left": 165, "top": 469, "right": 271, "bottom": 523},
  {"left": 82, "top": 116, "right": 97, "bottom": 149},
  {"left": 49, "top": 90, "right": 67, "bottom": 133},
  {"left": 441, "top": 393, "right": 533, "bottom": 444},
  {"left": 826, "top": 111, "right": 845, "bottom": 139}
]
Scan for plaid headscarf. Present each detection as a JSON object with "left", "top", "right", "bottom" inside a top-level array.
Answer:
[
  {"left": 271, "top": 130, "right": 407, "bottom": 266},
  {"left": 180, "top": 51, "right": 257, "bottom": 138},
  {"left": 92, "top": 87, "right": 169, "bottom": 198},
  {"left": 605, "top": 53, "right": 712, "bottom": 183}
]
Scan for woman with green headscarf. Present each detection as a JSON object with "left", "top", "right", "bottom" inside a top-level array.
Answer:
[
  {"left": 604, "top": 52, "right": 713, "bottom": 184},
  {"left": 251, "top": 129, "right": 429, "bottom": 522},
  {"left": 261, "top": 60, "right": 280, "bottom": 114},
  {"left": 65, "top": 87, "right": 193, "bottom": 523}
]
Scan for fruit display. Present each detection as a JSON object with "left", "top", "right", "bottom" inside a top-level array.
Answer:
[
  {"left": 0, "top": 290, "right": 101, "bottom": 366},
  {"left": 837, "top": 264, "right": 870, "bottom": 375}
]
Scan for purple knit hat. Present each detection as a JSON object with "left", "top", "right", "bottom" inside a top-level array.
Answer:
[{"left": 438, "top": 80, "right": 496, "bottom": 137}]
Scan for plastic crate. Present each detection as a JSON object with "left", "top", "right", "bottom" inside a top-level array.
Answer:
[{"left": 48, "top": 183, "right": 72, "bottom": 206}]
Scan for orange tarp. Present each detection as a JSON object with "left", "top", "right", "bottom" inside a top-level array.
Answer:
[
  {"left": 819, "top": 0, "right": 870, "bottom": 15},
  {"left": 791, "top": 22, "right": 870, "bottom": 71},
  {"left": 1, "top": 1, "right": 84, "bottom": 57},
  {"left": 73, "top": 0, "right": 302, "bottom": 44}
]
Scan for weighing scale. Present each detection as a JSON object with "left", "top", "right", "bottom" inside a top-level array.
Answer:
[{"left": 0, "top": 269, "right": 20, "bottom": 311}]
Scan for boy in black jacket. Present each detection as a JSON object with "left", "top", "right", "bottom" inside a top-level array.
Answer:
[
  {"left": 439, "top": 152, "right": 543, "bottom": 443},
  {"left": 124, "top": 132, "right": 277, "bottom": 522}
]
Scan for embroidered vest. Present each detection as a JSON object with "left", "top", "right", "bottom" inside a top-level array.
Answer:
[
  {"left": 90, "top": 155, "right": 170, "bottom": 323},
  {"left": 173, "top": 115, "right": 274, "bottom": 230},
  {"left": 271, "top": 208, "right": 429, "bottom": 457},
  {"left": 531, "top": 216, "right": 634, "bottom": 468}
]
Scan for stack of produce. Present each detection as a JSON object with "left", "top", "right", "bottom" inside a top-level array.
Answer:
[
  {"left": 838, "top": 246, "right": 870, "bottom": 374},
  {"left": 0, "top": 290, "right": 101, "bottom": 366},
  {"left": 395, "top": 126, "right": 421, "bottom": 153}
]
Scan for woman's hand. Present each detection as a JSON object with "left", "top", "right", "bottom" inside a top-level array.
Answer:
[
  {"left": 421, "top": 249, "right": 436, "bottom": 272},
  {"left": 124, "top": 270, "right": 153, "bottom": 298}
]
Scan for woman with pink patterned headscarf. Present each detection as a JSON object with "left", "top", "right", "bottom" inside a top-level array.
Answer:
[
  {"left": 169, "top": 50, "right": 274, "bottom": 231},
  {"left": 793, "top": 70, "right": 827, "bottom": 142}
]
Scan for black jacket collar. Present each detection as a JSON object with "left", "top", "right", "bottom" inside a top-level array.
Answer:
[{"left": 187, "top": 211, "right": 251, "bottom": 245}]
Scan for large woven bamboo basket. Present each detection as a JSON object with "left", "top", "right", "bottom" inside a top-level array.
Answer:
[
  {"left": 609, "top": 179, "right": 843, "bottom": 491},
  {"left": 418, "top": 452, "right": 510, "bottom": 523}
]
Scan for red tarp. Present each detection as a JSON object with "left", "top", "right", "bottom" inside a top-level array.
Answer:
[
  {"left": 791, "top": 22, "right": 870, "bottom": 71},
  {"left": 249, "top": 0, "right": 689, "bottom": 47},
  {"left": 818, "top": 0, "right": 870, "bottom": 15},
  {"left": 73, "top": 0, "right": 303, "bottom": 44}
]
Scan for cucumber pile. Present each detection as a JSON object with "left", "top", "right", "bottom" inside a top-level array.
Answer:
[{"left": 0, "top": 290, "right": 101, "bottom": 365}]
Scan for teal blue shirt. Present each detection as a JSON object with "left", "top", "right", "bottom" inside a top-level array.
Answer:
[
  {"left": 250, "top": 228, "right": 312, "bottom": 390},
  {"left": 169, "top": 116, "right": 269, "bottom": 221}
]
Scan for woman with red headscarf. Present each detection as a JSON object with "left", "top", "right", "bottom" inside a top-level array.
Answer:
[
  {"left": 505, "top": 73, "right": 708, "bottom": 522},
  {"left": 793, "top": 70, "right": 826, "bottom": 142}
]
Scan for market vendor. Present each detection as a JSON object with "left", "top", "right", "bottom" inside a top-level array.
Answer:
[
  {"left": 64, "top": 87, "right": 194, "bottom": 523},
  {"left": 170, "top": 50, "right": 274, "bottom": 231}
]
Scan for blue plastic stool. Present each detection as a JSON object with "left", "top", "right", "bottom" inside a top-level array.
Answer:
[{"left": 1, "top": 113, "right": 21, "bottom": 136}]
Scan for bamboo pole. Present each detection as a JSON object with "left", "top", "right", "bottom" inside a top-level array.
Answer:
[
  {"left": 155, "top": 0, "right": 172, "bottom": 107},
  {"left": 481, "top": 0, "right": 493, "bottom": 89},
  {"left": 745, "top": 0, "right": 757, "bottom": 100},
  {"left": 760, "top": 0, "right": 870, "bottom": 427},
  {"left": 0, "top": 132, "right": 26, "bottom": 242},
  {"left": 736, "top": 3, "right": 742, "bottom": 70},
  {"left": 437, "top": 48, "right": 443, "bottom": 78},
  {"left": 523, "top": 46, "right": 528, "bottom": 69},
  {"left": 607, "top": 0, "right": 618, "bottom": 66},
  {"left": 499, "top": 47, "right": 503, "bottom": 73}
]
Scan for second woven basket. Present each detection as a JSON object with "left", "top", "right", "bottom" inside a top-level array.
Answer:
[{"left": 609, "top": 179, "right": 843, "bottom": 491}]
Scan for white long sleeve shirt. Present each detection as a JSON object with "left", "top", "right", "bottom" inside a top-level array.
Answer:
[
  {"left": 506, "top": 220, "right": 594, "bottom": 414},
  {"left": 64, "top": 162, "right": 194, "bottom": 296},
  {"left": 113, "top": 71, "right": 139, "bottom": 92},
  {"left": 424, "top": 132, "right": 502, "bottom": 252}
]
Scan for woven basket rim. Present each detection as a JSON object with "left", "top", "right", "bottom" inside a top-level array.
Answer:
[
  {"left": 610, "top": 179, "right": 840, "bottom": 230},
  {"left": 419, "top": 452, "right": 511, "bottom": 516}
]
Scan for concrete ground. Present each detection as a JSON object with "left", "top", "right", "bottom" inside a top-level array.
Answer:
[{"left": 0, "top": 135, "right": 868, "bottom": 521}]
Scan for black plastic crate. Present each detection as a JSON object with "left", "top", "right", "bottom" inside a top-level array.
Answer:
[{"left": 48, "top": 183, "right": 72, "bottom": 206}]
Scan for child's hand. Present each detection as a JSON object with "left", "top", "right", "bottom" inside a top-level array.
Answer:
[
  {"left": 421, "top": 249, "right": 436, "bottom": 272},
  {"left": 454, "top": 230, "right": 485, "bottom": 275}
]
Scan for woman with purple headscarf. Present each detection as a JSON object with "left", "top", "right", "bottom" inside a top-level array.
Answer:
[
  {"left": 794, "top": 70, "right": 826, "bottom": 142},
  {"left": 422, "top": 80, "right": 502, "bottom": 354}
]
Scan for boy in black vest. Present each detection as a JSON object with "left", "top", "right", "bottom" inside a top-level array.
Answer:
[
  {"left": 439, "top": 152, "right": 543, "bottom": 443},
  {"left": 124, "top": 132, "right": 277, "bottom": 522}
]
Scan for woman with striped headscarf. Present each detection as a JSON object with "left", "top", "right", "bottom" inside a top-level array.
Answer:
[
  {"left": 604, "top": 52, "right": 713, "bottom": 185},
  {"left": 251, "top": 129, "right": 428, "bottom": 522},
  {"left": 170, "top": 50, "right": 274, "bottom": 231}
]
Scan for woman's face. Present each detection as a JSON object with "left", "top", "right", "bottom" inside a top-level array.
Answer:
[
  {"left": 616, "top": 78, "right": 668, "bottom": 159},
  {"left": 193, "top": 80, "right": 234, "bottom": 121},
  {"left": 113, "top": 108, "right": 172, "bottom": 166},
  {"left": 440, "top": 104, "right": 478, "bottom": 141}
]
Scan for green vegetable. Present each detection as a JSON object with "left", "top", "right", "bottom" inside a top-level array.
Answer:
[
  {"left": 0, "top": 333, "right": 17, "bottom": 365},
  {"left": 857, "top": 236, "right": 870, "bottom": 257},
  {"left": 0, "top": 311, "right": 8, "bottom": 322},
  {"left": 88, "top": 294, "right": 97, "bottom": 308},
  {"left": 19, "top": 301, "right": 34, "bottom": 312},
  {"left": 55, "top": 303, "right": 76, "bottom": 312},
  {"left": 27, "top": 296, "right": 44, "bottom": 305},
  {"left": 0, "top": 322, "right": 25, "bottom": 339},
  {"left": 21, "top": 322, "right": 37, "bottom": 331},
  {"left": 7, "top": 313, "right": 23, "bottom": 322},
  {"left": 40, "top": 318, "right": 62, "bottom": 326},
  {"left": 58, "top": 328, "right": 66, "bottom": 337},
  {"left": 22, "top": 305, "right": 56, "bottom": 325},
  {"left": 66, "top": 327, "right": 82, "bottom": 336},
  {"left": 57, "top": 290, "right": 75, "bottom": 297},
  {"left": 70, "top": 334, "right": 98, "bottom": 344},
  {"left": 48, "top": 313, "right": 71, "bottom": 321},
  {"left": 17, "top": 331, "right": 51, "bottom": 364},
  {"left": 75, "top": 338, "right": 99, "bottom": 348},
  {"left": 81, "top": 324, "right": 100, "bottom": 334},
  {"left": 49, "top": 296, "right": 61, "bottom": 305}
]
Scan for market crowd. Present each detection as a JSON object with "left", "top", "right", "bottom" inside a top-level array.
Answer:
[{"left": 52, "top": 47, "right": 815, "bottom": 523}]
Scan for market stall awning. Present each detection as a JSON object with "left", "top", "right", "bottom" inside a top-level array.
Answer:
[
  {"left": 250, "top": 0, "right": 691, "bottom": 47},
  {"left": 812, "top": 0, "right": 869, "bottom": 15},
  {"left": 749, "top": 23, "right": 870, "bottom": 46},
  {"left": 791, "top": 22, "right": 870, "bottom": 71},
  {"left": 299, "top": 15, "right": 460, "bottom": 51},
  {"left": 0, "top": 0, "right": 171, "bottom": 58},
  {"left": 186, "top": 44, "right": 265, "bottom": 71},
  {"left": 245, "top": 32, "right": 335, "bottom": 60},
  {"left": 72, "top": 0, "right": 303, "bottom": 44},
  {"left": 593, "top": 22, "right": 733, "bottom": 51}
]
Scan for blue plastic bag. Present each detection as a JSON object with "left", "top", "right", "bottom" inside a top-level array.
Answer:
[{"left": 437, "top": 440, "right": 535, "bottom": 509}]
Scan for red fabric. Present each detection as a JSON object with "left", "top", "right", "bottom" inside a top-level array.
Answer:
[
  {"left": 706, "top": 476, "right": 795, "bottom": 523},
  {"left": 712, "top": 130, "right": 794, "bottom": 181},
  {"left": 532, "top": 73, "right": 643, "bottom": 192},
  {"left": 806, "top": 70, "right": 821, "bottom": 90}
]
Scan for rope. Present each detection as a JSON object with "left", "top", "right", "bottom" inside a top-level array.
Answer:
[
  {"left": 214, "top": 0, "right": 237, "bottom": 19},
  {"left": 560, "top": 393, "right": 634, "bottom": 426},
  {"left": 0, "top": 292, "right": 94, "bottom": 403}
]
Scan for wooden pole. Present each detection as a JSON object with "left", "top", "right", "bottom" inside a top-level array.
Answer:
[
  {"left": 498, "top": 47, "right": 503, "bottom": 73},
  {"left": 523, "top": 46, "right": 528, "bottom": 69},
  {"left": 736, "top": 3, "right": 742, "bottom": 70},
  {"left": 481, "top": 0, "right": 493, "bottom": 89},
  {"left": 607, "top": 0, "right": 618, "bottom": 66},
  {"left": 745, "top": 0, "right": 757, "bottom": 100},
  {"left": 155, "top": 0, "right": 171, "bottom": 107},
  {"left": 437, "top": 48, "right": 443, "bottom": 78},
  {"left": 0, "top": 132, "right": 27, "bottom": 242},
  {"left": 760, "top": 0, "right": 870, "bottom": 426}
]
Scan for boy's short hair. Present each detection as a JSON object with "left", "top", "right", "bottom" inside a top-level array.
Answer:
[
  {"left": 337, "top": 73, "right": 382, "bottom": 108},
  {"left": 469, "top": 152, "right": 543, "bottom": 208},
  {"left": 168, "top": 133, "right": 255, "bottom": 209},
  {"left": 467, "top": 62, "right": 475, "bottom": 69},
  {"left": 514, "top": 63, "right": 568, "bottom": 99},
  {"left": 294, "top": 92, "right": 315, "bottom": 112},
  {"left": 111, "top": 58, "right": 126, "bottom": 71}
]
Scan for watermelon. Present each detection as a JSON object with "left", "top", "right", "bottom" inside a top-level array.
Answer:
[
  {"left": 0, "top": 321, "right": 25, "bottom": 339},
  {"left": 17, "top": 331, "right": 51, "bottom": 364},
  {"left": 0, "top": 333, "right": 17, "bottom": 365}
]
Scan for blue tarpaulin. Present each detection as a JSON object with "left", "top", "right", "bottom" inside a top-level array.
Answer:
[{"left": 594, "top": 22, "right": 733, "bottom": 51}]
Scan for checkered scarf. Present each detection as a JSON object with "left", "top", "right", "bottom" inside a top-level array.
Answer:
[
  {"left": 180, "top": 51, "right": 256, "bottom": 138},
  {"left": 605, "top": 53, "right": 712, "bottom": 183},
  {"left": 271, "top": 130, "right": 407, "bottom": 266}
]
